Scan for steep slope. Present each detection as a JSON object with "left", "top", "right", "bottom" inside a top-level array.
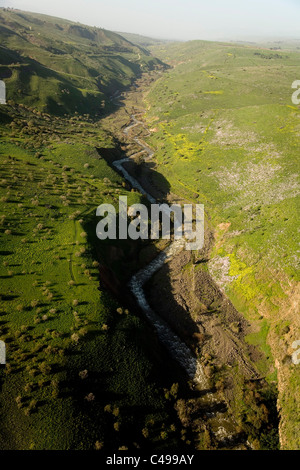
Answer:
[
  {"left": 142, "top": 40, "right": 300, "bottom": 449},
  {"left": 0, "top": 8, "right": 165, "bottom": 115},
  {"left": 0, "top": 10, "right": 185, "bottom": 451}
]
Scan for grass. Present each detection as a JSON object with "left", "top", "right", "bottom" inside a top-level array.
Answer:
[
  {"left": 0, "top": 100, "right": 188, "bottom": 450},
  {"left": 143, "top": 39, "right": 300, "bottom": 449},
  {"left": 0, "top": 8, "right": 165, "bottom": 116},
  {"left": 0, "top": 10, "right": 299, "bottom": 449}
]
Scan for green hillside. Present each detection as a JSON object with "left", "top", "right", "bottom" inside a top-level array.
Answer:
[
  {"left": 0, "top": 10, "right": 188, "bottom": 451},
  {"left": 115, "top": 31, "right": 173, "bottom": 47},
  {"left": 0, "top": 8, "right": 299, "bottom": 451},
  {"left": 0, "top": 97, "right": 191, "bottom": 450},
  {"left": 0, "top": 8, "right": 164, "bottom": 115},
  {"left": 143, "top": 39, "right": 300, "bottom": 449}
]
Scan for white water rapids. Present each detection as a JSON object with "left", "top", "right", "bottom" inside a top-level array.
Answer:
[
  {"left": 106, "top": 96, "right": 254, "bottom": 449},
  {"left": 112, "top": 115, "right": 208, "bottom": 387}
]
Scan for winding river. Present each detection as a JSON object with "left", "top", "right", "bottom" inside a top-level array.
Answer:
[
  {"left": 112, "top": 114, "right": 208, "bottom": 387},
  {"left": 106, "top": 89, "right": 258, "bottom": 449}
]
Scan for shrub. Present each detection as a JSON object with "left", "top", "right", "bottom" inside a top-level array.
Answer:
[
  {"left": 39, "top": 362, "right": 51, "bottom": 375},
  {"left": 71, "top": 333, "right": 80, "bottom": 343},
  {"left": 24, "top": 383, "right": 33, "bottom": 393},
  {"left": 114, "top": 422, "right": 120, "bottom": 432},
  {"left": 79, "top": 370, "right": 88, "bottom": 380},
  {"left": 104, "top": 404, "right": 112, "bottom": 413},
  {"left": 15, "top": 395, "right": 23, "bottom": 407},
  {"left": 170, "top": 383, "right": 179, "bottom": 399},
  {"left": 95, "top": 441, "right": 103, "bottom": 450},
  {"left": 79, "top": 327, "right": 88, "bottom": 337},
  {"left": 85, "top": 393, "right": 95, "bottom": 402},
  {"left": 29, "top": 399, "right": 37, "bottom": 411},
  {"left": 52, "top": 389, "right": 59, "bottom": 399}
]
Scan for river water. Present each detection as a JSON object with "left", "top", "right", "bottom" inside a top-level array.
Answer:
[
  {"left": 106, "top": 94, "right": 256, "bottom": 449},
  {"left": 112, "top": 116, "right": 209, "bottom": 386}
]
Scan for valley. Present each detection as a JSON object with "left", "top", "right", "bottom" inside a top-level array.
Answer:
[
  {"left": 0, "top": 8, "right": 299, "bottom": 451},
  {"left": 96, "top": 76, "right": 281, "bottom": 450}
]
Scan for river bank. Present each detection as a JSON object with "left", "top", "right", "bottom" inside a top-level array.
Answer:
[{"left": 95, "top": 71, "right": 280, "bottom": 449}]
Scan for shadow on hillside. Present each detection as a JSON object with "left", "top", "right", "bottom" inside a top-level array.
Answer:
[{"left": 92, "top": 145, "right": 205, "bottom": 386}]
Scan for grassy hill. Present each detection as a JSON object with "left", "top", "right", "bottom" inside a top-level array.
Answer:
[
  {"left": 142, "top": 39, "right": 300, "bottom": 449},
  {"left": 0, "top": 8, "right": 165, "bottom": 115},
  {"left": 0, "top": 10, "right": 190, "bottom": 451},
  {"left": 0, "top": 8, "right": 299, "bottom": 451},
  {"left": 115, "top": 31, "right": 173, "bottom": 48},
  {"left": 0, "top": 99, "right": 192, "bottom": 450}
]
